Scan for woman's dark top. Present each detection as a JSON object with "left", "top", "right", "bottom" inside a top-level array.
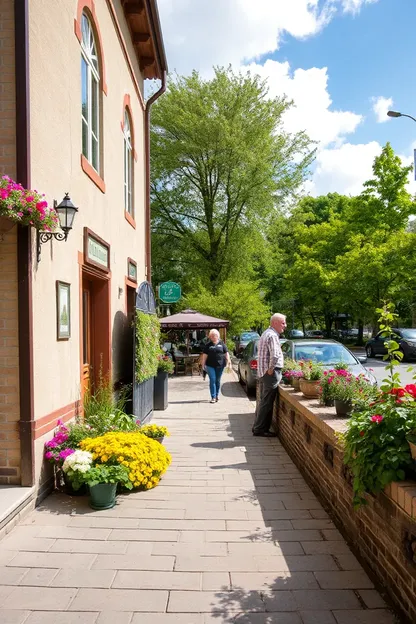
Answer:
[{"left": 203, "top": 340, "right": 228, "bottom": 368}]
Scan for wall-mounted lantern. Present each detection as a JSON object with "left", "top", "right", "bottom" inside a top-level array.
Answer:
[{"left": 37, "top": 193, "right": 78, "bottom": 262}]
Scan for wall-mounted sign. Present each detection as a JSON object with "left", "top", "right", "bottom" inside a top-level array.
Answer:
[
  {"left": 84, "top": 228, "right": 110, "bottom": 272},
  {"left": 56, "top": 281, "right": 71, "bottom": 340},
  {"left": 159, "top": 281, "right": 181, "bottom": 303},
  {"left": 127, "top": 258, "right": 137, "bottom": 282}
]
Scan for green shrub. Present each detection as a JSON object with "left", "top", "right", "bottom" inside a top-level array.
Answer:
[{"left": 135, "top": 311, "right": 160, "bottom": 383}]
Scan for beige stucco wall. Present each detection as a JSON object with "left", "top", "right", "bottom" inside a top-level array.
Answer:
[{"left": 28, "top": 0, "right": 148, "bottom": 423}]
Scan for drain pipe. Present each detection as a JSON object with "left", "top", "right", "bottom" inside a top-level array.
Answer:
[
  {"left": 144, "top": 71, "right": 166, "bottom": 285},
  {"left": 15, "top": 0, "right": 35, "bottom": 486}
]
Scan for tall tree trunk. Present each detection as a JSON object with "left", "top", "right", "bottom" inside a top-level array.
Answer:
[{"left": 357, "top": 319, "right": 364, "bottom": 346}]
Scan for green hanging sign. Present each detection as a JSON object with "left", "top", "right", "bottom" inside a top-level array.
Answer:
[{"left": 159, "top": 281, "right": 181, "bottom": 303}]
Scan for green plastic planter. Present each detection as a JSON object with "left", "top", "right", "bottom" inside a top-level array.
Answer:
[{"left": 89, "top": 483, "right": 117, "bottom": 510}]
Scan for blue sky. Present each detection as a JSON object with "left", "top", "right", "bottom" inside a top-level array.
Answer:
[
  {"left": 272, "top": 0, "right": 416, "bottom": 157},
  {"left": 158, "top": 0, "right": 416, "bottom": 195}
]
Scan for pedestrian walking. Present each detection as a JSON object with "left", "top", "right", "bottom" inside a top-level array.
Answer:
[
  {"left": 252, "top": 313, "right": 286, "bottom": 437},
  {"left": 201, "top": 329, "right": 231, "bottom": 403}
]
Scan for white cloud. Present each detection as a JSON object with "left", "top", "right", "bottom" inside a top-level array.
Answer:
[
  {"left": 372, "top": 96, "right": 393, "bottom": 123},
  {"left": 340, "top": 0, "right": 379, "bottom": 14},
  {"left": 308, "top": 141, "right": 382, "bottom": 195},
  {"left": 158, "top": 0, "right": 379, "bottom": 75},
  {"left": 243, "top": 60, "right": 362, "bottom": 148},
  {"left": 157, "top": 0, "right": 382, "bottom": 196}
]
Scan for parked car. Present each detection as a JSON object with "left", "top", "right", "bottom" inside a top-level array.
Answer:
[
  {"left": 233, "top": 331, "right": 260, "bottom": 356},
  {"left": 365, "top": 328, "right": 416, "bottom": 361},
  {"left": 237, "top": 337, "right": 288, "bottom": 395},
  {"left": 281, "top": 339, "right": 377, "bottom": 384},
  {"left": 237, "top": 339, "right": 259, "bottom": 394},
  {"left": 287, "top": 329, "right": 304, "bottom": 339},
  {"left": 305, "top": 330, "right": 325, "bottom": 339}
]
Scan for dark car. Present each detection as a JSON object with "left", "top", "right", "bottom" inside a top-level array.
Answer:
[
  {"left": 305, "top": 330, "right": 325, "bottom": 339},
  {"left": 287, "top": 329, "right": 304, "bottom": 339},
  {"left": 281, "top": 339, "right": 377, "bottom": 384},
  {"left": 233, "top": 331, "right": 260, "bottom": 356},
  {"left": 365, "top": 328, "right": 416, "bottom": 361},
  {"left": 237, "top": 337, "right": 288, "bottom": 395},
  {"left": 237, "top": 339, "right": 259, "bottom": 394}
]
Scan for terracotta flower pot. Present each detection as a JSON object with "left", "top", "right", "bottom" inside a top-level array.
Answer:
[
  {"left": 335, "top": 399, "right": 353, "bottom": 417},
  {"left": 291, "top": 377, "right": 301, "bottom": 391},
  {"left": 299, "top": 378, "right": 321, "bottom": 399}
]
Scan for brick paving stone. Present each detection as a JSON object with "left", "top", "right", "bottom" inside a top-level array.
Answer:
[
  {"left": 230, "top": 572, "right": 319, "bottom": 591},
  {"left": 333, "top": 610, "right": 399, "bottom": 624},
  {"left": 1, "top": 587, "right": 76, "bottom": 610},
  {"left": 0, "top": 567, "right": 28, "bottom": 585},
  {"left": 69, "top": 588, "right": 168, "bottom": 611},
  {"left": 0, "top": 611, "right": 30, "bottom": 624},
  {"left": 51, "top": 569, "right": 116, "bottom": 588},
  {"left": 0, "top": 376, "right": 399, "bottom": 623},
  {"left": 168, "top": 589, "right": 265, "bottom": 612},
  {"left": 24, "top": 613, "right": 99, "bottom": 624},
  {"left": 113, "top": 570, "right": 201, "bottom": 590},
  {"left": 314, "top": 570, "right": 374, "bottom": 589},
  {"left": 20, "top": 568, "right": 59, "bottom": 586}
]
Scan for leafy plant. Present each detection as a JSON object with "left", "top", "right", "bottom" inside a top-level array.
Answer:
[
  {"left": 83, "top": 372, "right": 137, "bottom": 435},
  {"left": 157, "top": 354, "right": 175, "bottom": 374},
  {"left": 140, "top": 424, "right": 170, "bottom": 439},
  {"left": 343, "top": 302, "right": 416, "bottom": 507},
  {"left": 82, "top": 464, "right": 132, "bottom": 489},
  {"left": 300, "top": 360, "right": 324, "bottom": 381},
  {"left": 135, "top": 311, "right": 161, "bottom": 383}
]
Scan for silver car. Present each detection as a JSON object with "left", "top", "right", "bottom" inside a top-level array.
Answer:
[{"left": 281, "top": 339, "right": 377, "bottom": 384}]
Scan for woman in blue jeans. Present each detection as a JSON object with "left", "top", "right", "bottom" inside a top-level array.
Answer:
[{"left": 201, "top": 329, "right": 231, "bottom": 403}]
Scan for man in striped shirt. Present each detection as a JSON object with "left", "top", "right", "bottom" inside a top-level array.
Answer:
[{"left": 252, "top": 313, "right": 286, "bottom": 437}]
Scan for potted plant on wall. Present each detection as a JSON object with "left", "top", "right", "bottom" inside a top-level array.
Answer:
[
  {"left": 0, "top": 175, "right": 58, "bottom": 234},
  {"left": 154, "top": 353, "right": 174, "bottom": 411},
  {"left": 299, "top": 360, "right": 324, "bottom": 398}
]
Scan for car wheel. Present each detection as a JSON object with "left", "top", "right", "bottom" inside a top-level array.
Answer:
[
  {"left": 237, "top": 368, "right": 244, "bottom": 385},
  {"left": 366, "top": 345, "right": 375, "bottom": 358}
]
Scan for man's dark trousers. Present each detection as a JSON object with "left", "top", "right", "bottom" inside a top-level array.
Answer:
[{"left": 253, "top": 369, "right": 281, "bottom": 434}]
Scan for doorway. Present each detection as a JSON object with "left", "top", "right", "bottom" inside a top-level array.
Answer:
[{"left": 81, "top": 271, "right": 111, "bottom": 396}]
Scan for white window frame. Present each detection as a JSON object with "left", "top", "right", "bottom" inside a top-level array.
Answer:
[
  {"left": 123, "top": 110, "right": 134, "bottom": 217},
  {"left": 81, "top": 13, "right": 100, "bottom": 172}
]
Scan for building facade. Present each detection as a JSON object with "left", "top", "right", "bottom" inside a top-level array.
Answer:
[{"left": 0, "top": 0, "right": 167, "bottom": 496}]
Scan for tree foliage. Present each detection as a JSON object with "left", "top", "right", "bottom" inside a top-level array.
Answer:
[{"left": 151, "top": 67, "right": 315, "bottom": 291}]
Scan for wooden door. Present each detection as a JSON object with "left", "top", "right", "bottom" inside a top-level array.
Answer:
[{"left": 82, "top": 281, "right": 93, "bottom": 395}]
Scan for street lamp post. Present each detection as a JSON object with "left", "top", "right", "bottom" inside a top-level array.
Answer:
[{"left": 387, "top": 110, "right": 416, "bottom": 123}]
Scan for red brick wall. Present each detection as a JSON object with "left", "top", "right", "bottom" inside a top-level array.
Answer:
[
  {"left": 275, "top": 388, "right": 416, "bottom": 624},
  {"left": 0, "top": 0, "right": 21, "bottom": 485}
]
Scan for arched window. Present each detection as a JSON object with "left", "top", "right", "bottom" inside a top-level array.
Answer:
[
  {"left": 123, "top": 110, "right": 133, "bottom": 216},
  {"left": 81, "top": 13, "right": 100, "bottom": 172}
]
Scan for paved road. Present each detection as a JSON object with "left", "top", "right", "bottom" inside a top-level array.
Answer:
[
  {"left": 0, "top": 376, "right": 399, "bottom": 623},
  {"left": 355, "top": 352, "right": 416, "bottom": 387}
]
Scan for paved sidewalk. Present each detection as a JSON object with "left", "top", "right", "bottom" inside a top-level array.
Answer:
[{"left": 0, "top": 376, "right": 400, "bottom": 623}]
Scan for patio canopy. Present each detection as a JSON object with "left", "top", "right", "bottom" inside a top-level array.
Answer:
[{"left": 159, "top": 309, "right": 229, "bottom": 329}]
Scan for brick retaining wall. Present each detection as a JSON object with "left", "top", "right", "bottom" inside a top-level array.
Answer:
[{"left": 275, "top": 386, "right": 416, "bottom": 623}]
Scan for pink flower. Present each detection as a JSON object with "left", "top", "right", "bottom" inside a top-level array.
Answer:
[
  {"left": 44, "top": 451, "right": 54, "bottom": 460},
  {"left": 26, "top": 195, "right": 34, "bottom": 203},
  {"left": 59, "top": 448, "right": 75, "bottom": 460},
  {"left": 371, "top": 414, "right": 383, "bottom": 424},
  {"left": 405, "top": 384, "right": 416, "bottom": 399}
]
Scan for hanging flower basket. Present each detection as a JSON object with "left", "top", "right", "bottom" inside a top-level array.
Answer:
[
  {"left": 0, "top": 175, "right": 58, "bottom": 231},
  {"left": 0, "top": 215, "right": 15, "bottom": 235}
]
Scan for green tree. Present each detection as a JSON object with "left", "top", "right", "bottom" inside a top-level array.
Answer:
[
  {"left": 151, "top": 67, "right": 315, "bottom": 291},
  {"left": 183, "top": 280, "right": 269, "bottom": 337}
]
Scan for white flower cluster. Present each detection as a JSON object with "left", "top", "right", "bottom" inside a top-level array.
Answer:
[{"left": 62, "top": 450, "right": 93, "bottom": 474}]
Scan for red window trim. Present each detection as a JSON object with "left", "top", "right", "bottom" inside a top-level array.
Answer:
[
  {"left": 81, "top": 154, "right": 106, "bottom": 193},
  {"left": 121, "top": 94, "right": 138, "bottom": 162},
  {"left": 125, "top": 210, "right": 136, "bottom": 229},
  {"left": 74, "top": 0, "right": 108, "bottom": 95}
]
